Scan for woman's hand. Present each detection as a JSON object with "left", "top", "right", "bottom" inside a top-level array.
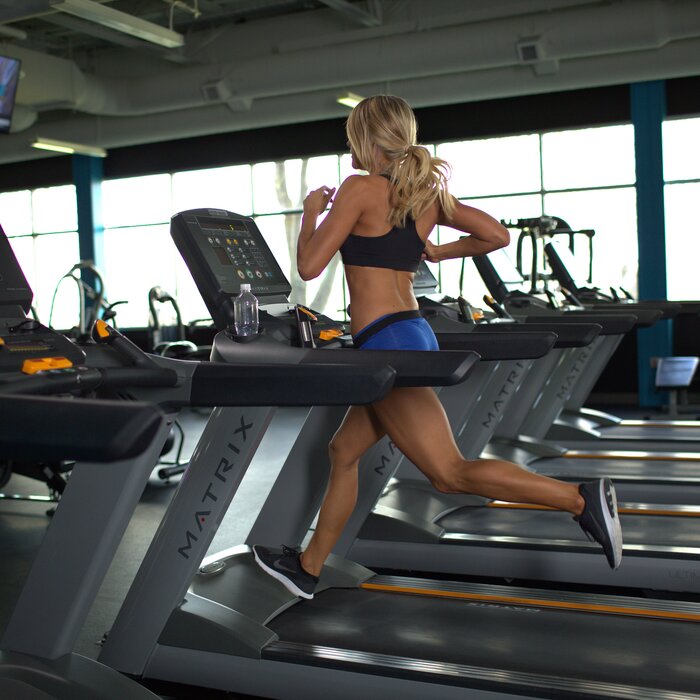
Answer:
[
  {"left": 422, "top": 239, "right": 441, "bottom": 263},
  {"left": 303, "top": 186, "right": 336, "bottom": 217}
]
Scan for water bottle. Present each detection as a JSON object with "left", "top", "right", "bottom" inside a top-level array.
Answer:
[{"left": 233, "top": 283, "right": 259, "bottom": 337}]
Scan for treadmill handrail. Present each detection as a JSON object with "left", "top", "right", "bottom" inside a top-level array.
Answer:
[
  {"left": 504, "top": 321, "right": 601, "bottom": 348},
  {"left": 526, "top": 313, "right": 636, "bottom": 335},
  {"left": 435, "top": 330, "right": 557, "bottom": 360},
  {"left": 0, "top": 394, "right": 164, "bottom": 462},
  {"left": 188, "top": 362, "right": 397, "bottom": 406}
]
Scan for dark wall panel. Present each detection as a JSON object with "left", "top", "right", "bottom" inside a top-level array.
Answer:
[
  {"left": 1, "top": 76, "right": 697, "bottom": 193},
  {"left": 666, "top": 75, "right": 700, "bottom": 116},
  {"left": 0, "top": 82, "right": 636, "bottom": 191}
]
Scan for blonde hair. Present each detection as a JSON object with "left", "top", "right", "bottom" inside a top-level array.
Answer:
[{"left": 346, "top": 95, "right": 455, "bottom": 226}]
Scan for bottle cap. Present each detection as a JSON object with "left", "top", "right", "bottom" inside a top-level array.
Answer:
[{"left": 240, "top": 283, "right": 251, "bottom": 292}]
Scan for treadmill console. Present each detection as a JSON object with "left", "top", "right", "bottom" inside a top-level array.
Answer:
[
  {"left": 413, "top": 261, "right": 439, "bottom": 296},
  {"left": 171, "top": 209, "right": 292, "bottom": 329},
  {"left": 473, "top": 252, "right": 514, "bottom": 304},
  {"left": 0, "top": 224, "right": 33, "bottom": 317},
  {"left": 0, "top": 226, "right": 85, "bottom": 370}
]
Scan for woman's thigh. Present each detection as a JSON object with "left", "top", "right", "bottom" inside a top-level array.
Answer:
[
  {"left": 370, "top": 386, "right": 462, "bottom": 483},
  {"left": 331, "top": 404, "right": 386, "bottom": 464}
]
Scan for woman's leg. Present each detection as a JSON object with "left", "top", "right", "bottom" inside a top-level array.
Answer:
[
  {"left": 370, "top": 386, "right": 585, "bottom": 514},
  {"left": 301, "top": 404, "right": 385, "bottom": 576}
]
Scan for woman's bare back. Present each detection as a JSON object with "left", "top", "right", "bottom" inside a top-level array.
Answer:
[{"left": 344, "top": 175, "right": 439, "bottom": 335}]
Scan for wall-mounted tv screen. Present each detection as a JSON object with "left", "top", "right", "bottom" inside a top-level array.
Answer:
[{"left": 0, "top": 55, "right": 21, "bottom": 134}]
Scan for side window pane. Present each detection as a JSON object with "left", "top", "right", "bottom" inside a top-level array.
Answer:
[
  {"left": 665, "top": 182, "right": 700, "bottom": 300},
  {"left": 253, "top": 157, "right": 339, "bottom": 216},
  {"left": 1, "top": 190, "right": 33, "bottom": 236},
  {"left": 438, "top": 194, "right": 542, "bottom": 303},
  {"left": 103, "top": 175, "right": 172, "bottom": 228},
  {"left": 437, "top": 135, "right": 541, "bottom": 198},
  {"left": 102, "top": 224, "right": 176, "bottom": 327},
  {"left": 7, "top": 236, "right": 36, "bottom": 296},
  {"left": 305, "top": 155, "right": 341, "bottom": 192},
  {"left": 254, "top": 214, "right": 293, "bottom": 279},
  {"left": 253, "top": 161, "right": 303, "bottom": 215},
  {"left": 663, "top": 117, "right": 700, "bottom": 182},
  {"left": 32, "top": 185, "right": 77, "bottom": 234},
  {"left": 543, "top": 187, "right": 638, "bottom": 297},
  {"left": 340, "top": 153, "right": 360, "bottom": 181},
  {"left": 34, "top": 232, "right": 80, "bottom": 328},
  {"left": 174, "top": 253, "right": 213, "bottom": 325},
  {"left": 172, "top": 165, "right": 253, "bottom": 216},
  {"left": 542, "top": 125, "right": 635, "bottom": 190},
  {"left": 255, "top": 212, "right": 344, "bottom": 319}
]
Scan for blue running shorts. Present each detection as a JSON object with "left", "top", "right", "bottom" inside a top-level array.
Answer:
[{"left": 353, "top": 310, "right": 439, "bottom": 351}]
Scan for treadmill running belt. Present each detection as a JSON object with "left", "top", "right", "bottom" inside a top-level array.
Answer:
[
  {"left": 438, "top": 508, "right": 700, "bottom": 549},
  {"left": 267, "top": 587, "right": 700, "bottom": 695},
  {"left": 534, "top": 456, "right": 700, "bottom": 485}
]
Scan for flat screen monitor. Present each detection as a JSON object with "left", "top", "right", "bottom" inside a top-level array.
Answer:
[{"left": 0, "top": 55, "right": 21, "bottom": 134}]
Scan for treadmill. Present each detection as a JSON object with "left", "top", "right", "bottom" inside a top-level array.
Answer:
[
  {"left": 339, "top": 263, "right": 700, "bottom": 592},
  {"left": 95, "top": 209, "right": 700, "bottom": 699},
  {"left": 476, "top": 250, "right": 700, "bottom": 461},
  {"left": 544, "top": 238, "right": 700, "bottom": 443},
  {"left": 0, "top": 223, "right": 396, "bottom": 700}
]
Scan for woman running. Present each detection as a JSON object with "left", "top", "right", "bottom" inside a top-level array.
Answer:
[{"left": 254, "top": 95, "right": 622, "bottom": 598}]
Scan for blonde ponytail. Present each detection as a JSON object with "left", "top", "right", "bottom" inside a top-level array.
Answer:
[
  {"left": 346, "top": 95, "right": 455, "bottom": 227},
  {"left": 385, "top": 145, "right": 455, "bottom": 227}
]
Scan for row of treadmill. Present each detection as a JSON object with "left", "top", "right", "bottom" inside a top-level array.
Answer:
[{"left": 1, "top": 207, "right": 700, "bottom": 700}]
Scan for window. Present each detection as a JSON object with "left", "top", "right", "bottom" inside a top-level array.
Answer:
[
  {"left": 438, "top": 135, "right": 541, "bottom": 198},
  {"left": 2, "top": 121, "right": 646, "bottom": 328},
  {"left": 32, "top": 185, "right": 78, "bottom": 234},
  {"left": 541, "top": 125, "right": 635, "bottom": 190},
  {"left": 172, "top": 165, "right": 253, "bottom": 216},
  {"left": 103, "top": 224, "right": 176, "bottom": 328},
  {"left": 102, "top": 174, "right": 172, "bottom": 228},
  {"left": 663, "top": 117, "right": 700, "bottom": 300},
  {"left": 544, "top": 187, "right": 638, "bottom": 296},
  {"left": 0, "top": 189, "right": 32, "bottom": 236}
]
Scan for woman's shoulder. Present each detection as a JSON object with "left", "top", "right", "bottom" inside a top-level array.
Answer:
[{"left": 336, "top": 174, "right": 385, "bottom": 202}]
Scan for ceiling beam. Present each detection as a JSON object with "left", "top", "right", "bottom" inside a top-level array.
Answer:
[{"left": 318, "top": 0, "right": 382, "bottom": 28}]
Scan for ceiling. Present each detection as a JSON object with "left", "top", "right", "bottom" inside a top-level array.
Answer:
[{"left": 0, "top": 0, "right": 699, "bottom": 165}]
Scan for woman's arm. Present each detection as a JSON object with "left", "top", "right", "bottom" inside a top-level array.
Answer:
[
  {"left": 424, "top": 196, "right": 510, "bottom": 262},
  {"left": 297, "top": 176, "right": 365, "bottom": 281}
]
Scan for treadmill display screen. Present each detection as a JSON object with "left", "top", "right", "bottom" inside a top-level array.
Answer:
[
  {"left": 171, "top": 208, "right": 292, "bottom": 327},
  {"left": 413, "top": 261, "right": 439, "bottom": 294},
  {"left": 197, "top": 215, "right": 249, "bottom": 233},
  {"left": 548, "top": 240, "right": 589, "bottom": 286},
  {"left": 0, "top": 224, "right": 33, "bottom": 313},
  {"left": 489, "top": 249, "right": 525, "bottom": 290}
]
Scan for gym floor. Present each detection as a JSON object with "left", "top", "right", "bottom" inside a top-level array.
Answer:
[{"left": 0, "top": 403, "right": 691, "bottom": 699}]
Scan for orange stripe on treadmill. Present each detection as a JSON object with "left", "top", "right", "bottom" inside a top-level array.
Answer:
[
  {"left": 485, "top": 501, "right": 700, "bottom": 517},
  {"left": 621, "top": 421, "right": 700, "bottom": 428},
  {"left": 563, "top": 452, "right": 700, "bottom": 462},
  {"left": 360, "top": 583, "right": 700, "bottom": 623}
]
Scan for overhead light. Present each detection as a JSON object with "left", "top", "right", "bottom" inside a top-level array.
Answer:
[
  {"left": 336, "top": 91, "right": 364, "bottom": 109},
  {"left": 31, "top": 137, "right": 107, "bottom": 158},
  {"left": 49, "top": 0, "right": 185, "bottom": 49},
  {"left": 0, "top": 25, "right": 27, "bottom": 41}
]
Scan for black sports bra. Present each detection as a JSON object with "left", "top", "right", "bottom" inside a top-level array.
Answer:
[
  {"left": 340, "top": 218, "right": 425, "bottom": 272},
  {"left": 340, "top": 173, "right": 425, "bottom": 272}
]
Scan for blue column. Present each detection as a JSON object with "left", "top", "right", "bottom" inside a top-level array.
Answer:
[
  {"left": 72, "top": 154, "right": 104, "bottom": 310},
  {"left": 631, "top": 80, "right": 672, "bottom": 407}
]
